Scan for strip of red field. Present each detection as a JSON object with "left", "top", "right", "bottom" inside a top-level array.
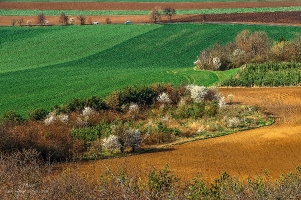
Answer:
[
  {"left": 2, "top": 1, "right": 301, "bottom": 10},
  {"left": 2, "top": 11, "right": 301, "bottom": 26}
]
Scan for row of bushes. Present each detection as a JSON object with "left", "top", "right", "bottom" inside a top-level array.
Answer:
[
  {"left": 0, "top": 84, "right": 272, "bottom": 162},
  {"left": 1, "top": 149, "right": 301, "bottom": 199},
  {"left": 221, "top": 62, "right": 301, "bottom": 87},
  {"left": 194, "top": 29, "right": 301, "bottom": 71}
]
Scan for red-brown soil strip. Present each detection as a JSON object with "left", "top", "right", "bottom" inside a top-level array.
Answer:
[{"left": 2, "top": 1, "right": 301, "bottom": 10}]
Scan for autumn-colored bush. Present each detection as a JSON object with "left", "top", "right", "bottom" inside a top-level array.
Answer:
[{"left": 194, "top": 30, "right": 301, "bottom": 71}]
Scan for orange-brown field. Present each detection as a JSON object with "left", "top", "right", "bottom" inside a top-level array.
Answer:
[{"left": 60, "top": 87, "right": 301, "bottom": 183}]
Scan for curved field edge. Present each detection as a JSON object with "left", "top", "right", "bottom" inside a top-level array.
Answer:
[
  {"left": 2, "top": 7, "right": 301, "bottom": 16},
  {"left": 1, "top": 23, "right": 301, "bottom": 116}
]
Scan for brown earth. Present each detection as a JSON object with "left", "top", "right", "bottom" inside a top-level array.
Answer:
[
  {"left": 62, "top": 87, "right": 301, "bottom": 183},
  {"left": 1, "top": 1, "right": 301, "bottom": 25},
  {"left": 2, "top": 1, "right": 301, "bottom": 10}
]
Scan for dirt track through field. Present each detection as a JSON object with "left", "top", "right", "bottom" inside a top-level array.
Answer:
[{"left": 64, "top": 87, "right": 301, "bottom": 182}]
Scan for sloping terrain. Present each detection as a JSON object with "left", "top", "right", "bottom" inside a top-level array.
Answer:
[{"left": 70, "top": 87, "right": 301, "bottom": 182}]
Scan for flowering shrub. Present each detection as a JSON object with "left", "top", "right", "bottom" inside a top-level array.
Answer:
[
  {"left": 102, "top": 135, "right": 121, "bottom": 153},
  {"left": 125, "top": 129, "right": 142, "bottom": 152},
  {"left": 157, "top": 92, "right": 172, "bottom": 104},
  {"left": 225, "top": 117, "right": 241, "bottom": 129},
  {"left": 186, "top": 85, "right": 207, "bottom": 103},
  {"left": 128, "top": 103, "right": 139, "bottom": 113},
  {"left": 44, "top": 112, "right": 69, "bottom": 125},
  {"left": 82, "top": 107, "right": 95, "bottom": 117}
]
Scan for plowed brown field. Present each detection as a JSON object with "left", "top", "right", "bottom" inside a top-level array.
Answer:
[
  {"left": 64, "top": 87, "right": 301, "bottom": 182},
  {"left": 1, "top": 1, "right": 301, "bottom": 25}
]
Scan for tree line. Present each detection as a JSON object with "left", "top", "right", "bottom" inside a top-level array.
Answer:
[{"left": 194, "top": 29, "right": 301, "bottom": 71}]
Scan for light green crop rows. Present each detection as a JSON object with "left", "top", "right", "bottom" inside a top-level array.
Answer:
[
  {"left": 2, "top": 6, "right": 301, "bottom": 16},
  {"left": 1, "top": 23, "right": 301, "bottom": 116}
]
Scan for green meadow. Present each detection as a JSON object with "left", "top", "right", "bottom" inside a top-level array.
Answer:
[{"left": 1, "top": 23, "right": 301, "bottom": 116}]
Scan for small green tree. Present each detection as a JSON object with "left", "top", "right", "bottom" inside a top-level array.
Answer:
[{"left": 163, "top": 7, "right": 176, "bottom": 23}]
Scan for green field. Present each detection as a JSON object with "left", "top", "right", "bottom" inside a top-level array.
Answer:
[
  {"left": 2, "top": 6, "right": 301, "bottom": 16},
  {"left": 1, "top": 23, "right": 301, "bottom": 116}
]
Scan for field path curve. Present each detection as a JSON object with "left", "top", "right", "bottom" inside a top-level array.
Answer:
[{"left": 65, "top": 87, "right": 301, "bottom": 182}]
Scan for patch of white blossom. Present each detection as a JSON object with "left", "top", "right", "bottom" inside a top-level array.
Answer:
[
  {"left": 44, "top": 112, "right": 69, "bottom": 125},
  {"left": 186, "top": 85, "right": 207, "bottom": 103},
  {"left": 125, "top": 129, "right": 142, "bottom": 149},
  {"left": 218, "top": 96, "right": 226, "bottom": 108},
  {"left": 212, "top": 57, "right": 221, "bottom": 70},
  {"left": 157, "top": 92, "right": 172, "bottom": 104},
  {"left": 225, "top": 117, "right": 241, "bottom": 129},
  {"left": 82, "top": 107, "right": 95, "bottom": 117},
  {"left": 129, "top": 103, "right": 139, "bottom": 113},
  {"left": 102, "top": 135, "right": 121, "bottom": 152}
]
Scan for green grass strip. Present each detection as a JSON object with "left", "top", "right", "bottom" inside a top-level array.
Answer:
[{"left": 2, "top": 6, "right": 301, "bottom": 16}]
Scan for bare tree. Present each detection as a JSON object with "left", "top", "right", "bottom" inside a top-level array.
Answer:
[
  {"left": 77, "top": 15, "right": 86, "bottom": 25},
  {"left": 163, "top": 7, "right": 176, "bottom": 23},
  {"left": 37, "top": 13, "right": 46, "bottom": 25},
  {"left": 106, "top": 18, "right": 112, "bottom": 24},
  {"left": 59, "top": 12, "right": 68, "bottom": 25},
  {"left": 17, "top": 18, "right": 24, "bottom": 26},
  {"left": 150, "top": 7, "right": 161, "bottom": 24},
  {"left": 11, "top": 19, "right": 17, "bottom": 26}
]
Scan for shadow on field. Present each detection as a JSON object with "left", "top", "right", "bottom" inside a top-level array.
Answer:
[{"left": 135, "top": 147, "right": 176, "bottom": 155}]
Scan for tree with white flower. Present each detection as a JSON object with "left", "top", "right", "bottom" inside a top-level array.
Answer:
[
  {"left": 102, "top": 135, "right": 121, "bottom": 153},
  {"left": 125, "top": 129, "right": 142, "bottom": 152},
  {"left": 185, "top": 85, "right": 207, "bottom": 103},
  {"left": 157, "top": 92, "right": 172, "bottom": 104}
]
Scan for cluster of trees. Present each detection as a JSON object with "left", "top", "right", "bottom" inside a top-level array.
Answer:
[
  {"left": 13, "top": 7, "right": 177, "bottom": 26},
  {"left": 195, "top": 29, "right": 301, "bottom": 71},
  {"left": 150, "top": 7, "right": 176, "bottom": 23},
  {"left": 12, "top": 12, "right": 92, "bottom": 26}
]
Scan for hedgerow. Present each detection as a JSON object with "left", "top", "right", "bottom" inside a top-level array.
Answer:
[
  {"left": 0, "top": 84, "right": 272, "bottom": 162},
  {"left": 221, "top": 62, "right": 301, "bottom": 87},
  {"left": 194, "top": 30, "right": 301, "bottom": 71}
]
